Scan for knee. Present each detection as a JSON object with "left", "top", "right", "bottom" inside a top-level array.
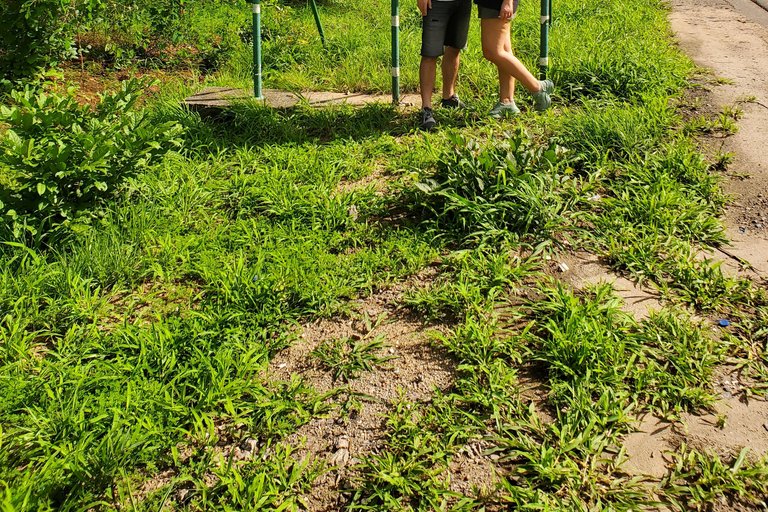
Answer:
[
  {"left": 421, "top": 56, "right": 439, "bottom": 67},
  {"left": 482, "top": 46, "right": 501, "bottom": 64},
  {"left": 444, "top": 46, "right": 460, "bottom": 59}
]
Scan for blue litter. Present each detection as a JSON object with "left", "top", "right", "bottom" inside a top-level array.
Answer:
[{"left": 718, "top": 319, "right": 730, "bottom": 327}]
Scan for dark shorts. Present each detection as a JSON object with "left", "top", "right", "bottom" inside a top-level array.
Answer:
[
  {"left": 421, "top": 0, "right": 472, "bottom": 58},
  {"left": 477, "top": 0, "right": 519, "bottom": 19}
]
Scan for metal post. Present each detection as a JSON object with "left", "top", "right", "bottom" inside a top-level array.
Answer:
[
  {"left": 539, "top": 0, "right": 551, "bottom": 80},
  {"left": 253, "top": 0, "right": 264, "bottom": 99},
  {"left": 309, "top": 0, "right": 327, "bottom": 48},
  {"left": 391, "top": 0, "right": 400, "bottom": 104}
]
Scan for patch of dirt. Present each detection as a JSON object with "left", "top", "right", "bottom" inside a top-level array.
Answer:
[
  {"left": 558, "top": 251, "right": 665, "bottom": 321},
  {"left": 671, "top": 0, "right": 768, "bottom": 279},
  {"left": 623, "top": 414, "right": 676, "bottom": 479},
  {"left": 336, "top": 166, "right": 395, "bottom": 196},
  {"left": 264, "top": 269, "right": 500, "bottom": 511},
  {"left": 52, "top": 63, "right": 198, "bottom": 107},
  {"left": 623, "top": 383, "right": 768, "bottom": 476}
]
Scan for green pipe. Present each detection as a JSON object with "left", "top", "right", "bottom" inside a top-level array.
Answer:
[
  {"left": 539, "top": 0, "right": 550, "bottom": 80},
  {"left": 309, "top": 0, "right": 327, "bottom": 48},
  {"left": 391, "top": 0, "right": 400, "bottom": 104},
  {"left": 253, "top": 0, "right": 264, "bottom": 99}
]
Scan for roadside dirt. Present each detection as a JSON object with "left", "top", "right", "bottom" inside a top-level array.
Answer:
[{"left": 670, "top": 0, "right": 768, "bottom": 278}]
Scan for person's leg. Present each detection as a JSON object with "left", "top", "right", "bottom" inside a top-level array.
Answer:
[
  {"left": 420, "top": 56, "right": 439, "bottom": 109},
  {"left": 480, "top": 18, "right": 540, "bottom": 93},
  {"left": 441, "top": 46, "right": 460, "bottom": 100},
  {"left": 421, "top": 1, "right": 451, "bottom": 111},
  {"left": 498, "top": 37, "right": 515, "bottom": 104},
  {"left": 441, "top": 0, "right": 470, "bottom": 104}
]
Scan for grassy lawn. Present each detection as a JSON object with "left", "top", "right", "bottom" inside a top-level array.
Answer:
[{"left": 2, "top": 0, "right": 768, "bottom": 510}]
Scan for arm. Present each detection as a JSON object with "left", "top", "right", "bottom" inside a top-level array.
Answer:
[{"left": 418, "top": 0, "right": 432, "bottom": 16}]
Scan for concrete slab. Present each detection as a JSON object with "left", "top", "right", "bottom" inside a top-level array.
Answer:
[{"left": 183, "top": 87, "right": 420, "bottom": 118}]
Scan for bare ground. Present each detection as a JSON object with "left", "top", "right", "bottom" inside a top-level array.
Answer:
[{"left": 266, "top": 269, "right": 499, "bottom": 511}]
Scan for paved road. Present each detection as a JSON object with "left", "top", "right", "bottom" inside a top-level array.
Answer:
[
  {"left": 729, "top": 0, "right": 768, "bottom": 28},
  {"left": 751, "top": 0, "right": 768, "bottom": 12}
]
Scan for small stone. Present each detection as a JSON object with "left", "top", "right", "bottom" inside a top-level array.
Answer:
[
  {"left": 490, "top": 454, "right": 500, "bottom": 461},
  {"left": 278, "top": 363, "right": 287, "bottom": 368},
  {"left": 348, "top": 204, "right": 359, "bottom": 221},
  {"left": 558, "top": 262, "right": 569, "bottom": 272},
  {"left": 330, "top": 448, "right": 350, "bottom": 467},
  {"left": 388, "top": 348, "right": 395, "bottom": 354},
  {"left": 763, "top": 423, "right": 768, "bottom": 432},
  {"left": 177, "top": 489, "right": 193, "bottom": 505},
  {"left": 340, "top": 479, "right": 354, "bottom": 490},
  {"left": 240, "top": 437, "right": 259, "bottom": 453},
  {"left": 757, "top": 224, "right": 763, "bottom": 228},
  {"left": 336, "top": 436, "right": 350, "bottom": 450}
]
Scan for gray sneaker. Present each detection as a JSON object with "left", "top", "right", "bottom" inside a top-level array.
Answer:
[
  {"left": 420, "top": 107, "right": 437, "bottom": 131},
  {"left": 489, "top": 100, "right": 521, "bottom": 118},
  {"left": 532, "top": 79, "right": 554, "bottom": 112}
]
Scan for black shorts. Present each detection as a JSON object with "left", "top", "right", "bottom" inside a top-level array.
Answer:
[
  {"left": 421, "top": 0, "right": 472, "bottom": 58},
  {"left": 478, "top": 0, "right": 519, "bottom": 19}
]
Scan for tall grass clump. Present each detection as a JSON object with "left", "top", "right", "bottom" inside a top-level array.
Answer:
[{"left": 404, "top": 130, "right": 580, "bottom": 248}]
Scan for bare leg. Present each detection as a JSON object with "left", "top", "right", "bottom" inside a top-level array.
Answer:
[
  {"left": 481, "top": 18, "right": 540, "bottom": 93},
  {"left": 441, "top": 46, "right": 461, "bottom": 100},
  {"left": 420, "top": 56, "right": 439, "bottom": 109},
  {"left": 498, "top": 37, "right": 515, "bottom": 103}
]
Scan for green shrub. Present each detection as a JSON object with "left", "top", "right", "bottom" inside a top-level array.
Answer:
[
  {"left": 0, "top": 78, "right": 182, "bottom": 238},
  {"left": 0, "top": 0, "right": 73, "bottom": 81}
]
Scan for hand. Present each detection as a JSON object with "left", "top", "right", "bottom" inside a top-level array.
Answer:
[
  {"left": 418, "top": 0, "right": 432, "bottom": 16},
  {"left": 500, "top": 0, "right": 514, "bottom": 20}
]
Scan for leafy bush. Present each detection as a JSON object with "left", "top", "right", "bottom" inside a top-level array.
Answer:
[
  {"left": 0, "top": 0, "right": 72, "bottom": 81},
  {"left": 0, "top": 78, "right": 182, "bottom": 238}
]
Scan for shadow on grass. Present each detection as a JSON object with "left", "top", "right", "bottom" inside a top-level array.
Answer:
[{"left": 152, "top": 100, "right": 466, "bottom": 153}]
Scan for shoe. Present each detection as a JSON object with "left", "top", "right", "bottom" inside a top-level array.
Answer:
[
  {"left": 440, "top": 94, "right": 466, "bottom": 109},
  {"left": 532, "top": 79, "right": 554, "bottom": 112},
  {"left": 489, "top": 100, "right": 521, "bottom": 118},
  {"left": 420, "top": 107, "right": 437, "bottom": 131}
]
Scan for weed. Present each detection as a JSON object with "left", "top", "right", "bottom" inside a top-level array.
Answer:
[
  {"left": 660, "top": 445, "right": 768, "bottom": 511},
  {"left": 311, "top": 334, "right": 396, "bottom": 382}
]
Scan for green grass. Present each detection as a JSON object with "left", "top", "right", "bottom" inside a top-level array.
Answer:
[
  {"left": 3, "top": 0, "right": 768, "bottom": 510},
  {"left": 311, "top": 333, "right": 395, "bottom": 382}
]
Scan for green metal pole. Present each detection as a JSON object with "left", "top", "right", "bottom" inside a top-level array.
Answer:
[
  {"left": 391, "top": 0, "right": 400, "bottom": 104},
  {"left": 253, "top": 0, "right": 264, "bottom": 99},
  {"left": 539, "top": 0, "right": 550, "bottom": 80},
  {"left": 309, "top": 0, "right": 327, "bottom": 48}
]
